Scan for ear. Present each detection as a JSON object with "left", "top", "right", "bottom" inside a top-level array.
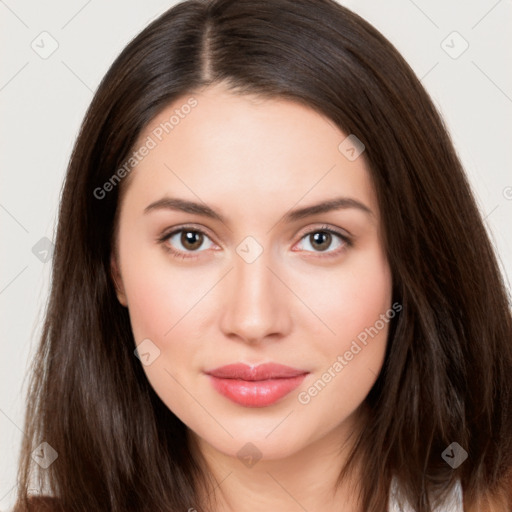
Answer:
[{"left": 110, "top": 253, "right": 128, "bottom": 307}]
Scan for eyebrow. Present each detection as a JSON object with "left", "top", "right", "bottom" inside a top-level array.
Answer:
[{"left": 143, "top": 196, "right": 373, "bottom": 224}]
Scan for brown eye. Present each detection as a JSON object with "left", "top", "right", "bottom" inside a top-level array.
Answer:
[
  {"left": 162, "top": 228, "right": 215, "bottom": 257},
  {"left": 180, "top": 230, "right": 204, "bottom": 251},
  {"left": 295, "top": 227, "right": 350, "bottom": 257},
  {"left": 309, "top": 231, "right": 332, "bottom": 252}
]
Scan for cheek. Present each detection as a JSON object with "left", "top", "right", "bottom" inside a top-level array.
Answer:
[
  {"left": 118, "top": 229, "right": 226, "bottom": 343},
  {"left": 338, "top": 256, "right": 392, "bottom": 349},
  {"left": 119, "top": 229, "right": 213, "bottom": 344},
  {"left": 122, "top": 267, "right": 177, "bottom": 345},
  {"left": 119, "top": 250, "right": 211, "bottom": 415},
  {"left": 295, "top": 246, "right": 392, "bottom": 417},
  {"left": 297, "top": 244, "right": 392, "bottom": 351}
]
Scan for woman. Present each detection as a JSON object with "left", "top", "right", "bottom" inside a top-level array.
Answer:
[{"left": 14, "top": 0, "right": 512, "bottom": 511}]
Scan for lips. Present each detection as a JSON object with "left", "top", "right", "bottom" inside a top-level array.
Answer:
[{"left": 205, "top": 363, "right": 308, "bottom": 407}]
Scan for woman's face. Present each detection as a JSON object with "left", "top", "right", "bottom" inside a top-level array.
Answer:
[{"left": 112, "top": 83, "right": 393, "bottom": 461}]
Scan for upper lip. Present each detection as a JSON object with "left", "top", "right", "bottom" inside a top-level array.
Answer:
[{"left": 205, "top": 363, "right": 308, "bottom": 381}]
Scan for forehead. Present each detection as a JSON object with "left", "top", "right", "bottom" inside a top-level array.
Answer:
[{"left": 120, "top": 84, "right": 378, "bottom": 222}]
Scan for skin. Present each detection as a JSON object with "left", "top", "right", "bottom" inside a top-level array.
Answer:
[{"left": 111, "top": 82, "right": 393, "bottom": 512}]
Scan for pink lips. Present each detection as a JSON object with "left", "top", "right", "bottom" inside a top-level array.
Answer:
[{"left": 205, "top": 363, "right": 308, "bottom": 407}]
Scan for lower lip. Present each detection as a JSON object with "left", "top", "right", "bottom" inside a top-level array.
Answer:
[{"left": 207, "top": 374, "right": 307, "bottom": 407}]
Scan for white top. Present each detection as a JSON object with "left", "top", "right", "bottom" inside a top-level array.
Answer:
[{"left": 388, "top": 477, "right": 464, "bottom": 511}]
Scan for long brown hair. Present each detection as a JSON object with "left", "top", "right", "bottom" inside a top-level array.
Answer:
[{"left": 14, "top": 0, "right": 512, "bottom": 510}]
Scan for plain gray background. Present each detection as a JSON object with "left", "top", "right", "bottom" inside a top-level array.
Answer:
[{"left": 1, "top": 0, "right": 511, "bottom": 508}]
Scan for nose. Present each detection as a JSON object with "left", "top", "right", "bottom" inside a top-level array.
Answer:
[{"left": 219, "top": 251, "right": 293, "bottom": 345}]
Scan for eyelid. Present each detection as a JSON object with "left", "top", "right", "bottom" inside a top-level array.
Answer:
[
  {"left": 296, "top": 223, "right": 352, "bottom": 241},
  {"left": 292, "top": 224, "right": 352, "bottom": 257},
  {"left": 157, "top": 224, "right": 219, "bottom": 260},
  {"left": 158, "top": 223, "right": 217, "bottom": 244},
  {"left": 158, "top": 223, "right": 352, "bottom": 259}
]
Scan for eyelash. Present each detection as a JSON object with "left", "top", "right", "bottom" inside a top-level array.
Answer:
[{"left": 157, "top": 224, "right": 352, "bottom": 261}]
